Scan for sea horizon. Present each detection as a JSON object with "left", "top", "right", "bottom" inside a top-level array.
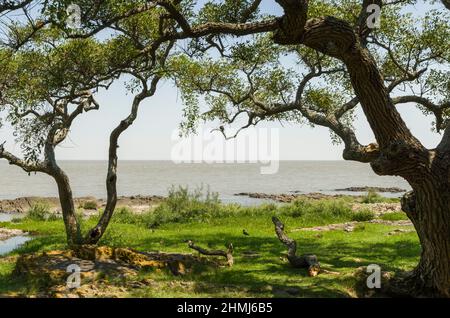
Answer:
[{"left": 0, "top": 160, "right": 410, "bottom": 203}]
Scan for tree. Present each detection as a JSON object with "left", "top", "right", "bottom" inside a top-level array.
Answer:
[
  {"left": 164, "top": 0, "right": 450, "bottom": 297},
  {"left": 1, "top": 0, "right": 449, "bottom": 296},
  {"left": 0, "top": 2, "right": 176, "bottom": 245}
]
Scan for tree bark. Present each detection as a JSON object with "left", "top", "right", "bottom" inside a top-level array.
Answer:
[
  {"left": 399, "top": 158, "right": 450, "bottom": 297},
  {"left": 186, "top": 240, "right": 234, "bottom": 266},
  {"left": 52, "top": 168, "right": 81, "bottom": 246},
  {"left": 43, "top": 129, "right": 82, "bottom": 246}
]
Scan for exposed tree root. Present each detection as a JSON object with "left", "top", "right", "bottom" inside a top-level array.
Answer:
[
  {"left": 186, "top": 240, "right": 234, "bottom": 267},
  {"left": 383, "top": 270, "right": 449, "bottom": 298},
  {"left": 272, "top": 216, "right": 320, "bottom": 276}
]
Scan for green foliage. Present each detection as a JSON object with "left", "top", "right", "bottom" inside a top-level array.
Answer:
[
  {"left": 351, "top": 209, "right": 376, "bottom": 222},
  {"left": 278, "top": 198, "right": 353, "bottom": 220},
  {"left": 25, "top": 201, "right": 57, "bottom": 221},
  {"left": 145, "top": 186, "right": 222, "bottom": 227},
  {"left": 82, "top": 201, "right": 98, "bottom": 210},
  {"left": 380, "top": 212, "right": 409, "bottom": 221},
  {"left": 111, "top": 207, "right": 137, "bottom": 224},
  {"left": 361, "top": 190, "right": 384, "bottom": 204}
]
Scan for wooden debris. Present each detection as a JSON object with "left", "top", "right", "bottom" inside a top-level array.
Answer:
[{"left": 272, "top": 216, "right": 320, "bottom": 276}]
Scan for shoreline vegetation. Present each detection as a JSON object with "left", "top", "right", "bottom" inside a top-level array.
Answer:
[
  {"left": 0, "top": 186, "right": 418, "bottom": 298},
  {"left": 0, "top": 186, "right": 403, "bottom": 214}
]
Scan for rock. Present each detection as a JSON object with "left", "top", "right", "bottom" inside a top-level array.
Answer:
[
  {"left": 0, "top": 228, "right": 27, "bottom": 241},
  {"left": 234, "top": 192, "right": 347, "bottom": 203},
  {"left": 351, "top": 203, "right": 401, "bottom": 217},
  {"left": 344, "top": 224, "right": 354, "bottom": 232},
  {"left": 369, "top": 219, "right": 413, "bottom": 226},
  {"left": 335, "top": 186, "right": 406, "bottom": 193},
  {"left": 0, "top": 195, "right": 164, "bottom": 215}
]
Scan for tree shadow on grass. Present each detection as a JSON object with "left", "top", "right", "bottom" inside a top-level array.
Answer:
[
  {"left": 135, "top": 231, "right": 420, "bottom": 297},
  {"left": 0, "top": 223, "right": 421, "bottom": 298}
]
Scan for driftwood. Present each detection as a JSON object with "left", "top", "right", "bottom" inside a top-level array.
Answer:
[
  {"left": 272, "top": 216, "right": 320, "bottom": 276},
  {"left": 186, "top": 240, "right": 234, "bottom": 266}
]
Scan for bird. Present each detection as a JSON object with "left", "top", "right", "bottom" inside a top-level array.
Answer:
[{"left": 243, "top": 229, "right": 250, "bottom": 236}]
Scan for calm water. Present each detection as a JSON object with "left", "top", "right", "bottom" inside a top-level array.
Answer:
[
  {"left": 0, "top": 235, "right": 31, "bottom": 255},
  {"left": 0, "top": 161, "right": 410, "bottom": 203}
]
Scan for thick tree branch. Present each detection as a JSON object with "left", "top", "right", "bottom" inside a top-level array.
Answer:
[
  {"left": 356, "top": 0, "right": 382, "bottom": 46},
  {"left": 0, "top": 142, "right": 46, "bottom": 173},
  {"left": 392, "top": 95, "right": 450, "bottom": 132},
  {"left": 186, "top": 240, "right": 234, "bottom": 267},
  {"left": 272, "top": 216, "right": 320, "bottom": 276}
]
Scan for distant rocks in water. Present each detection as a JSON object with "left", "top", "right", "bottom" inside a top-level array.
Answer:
[
  {"left": 234, "top": 192, "right": 296, "bottom": 202},
  {"left": 234, "top": 192, "right": 345, "bottom": 203},
  {"left": 334, "top": 186, "right": 406, "bottom": 193}
]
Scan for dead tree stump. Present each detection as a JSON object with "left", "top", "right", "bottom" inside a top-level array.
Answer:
[
  {"left": 186, "top": 240, "right": 234, "bottom": 266},
  {"left": 272, "top": 216, "right": 320, "bottom": 276}
]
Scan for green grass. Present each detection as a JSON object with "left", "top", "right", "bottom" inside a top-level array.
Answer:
[
  {"left": 0, "top": 189, "right": 419, "bottom": 298},
  {"left": 380, "top": 211, "right": 409, "bottom": 221},
  {"left": 360, "top": 190, "right": 400, "bottom": 204}
]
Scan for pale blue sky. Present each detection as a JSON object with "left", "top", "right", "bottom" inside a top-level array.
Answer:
[{"left": 0, "top": 1, "right": 445, "bottom": 160}]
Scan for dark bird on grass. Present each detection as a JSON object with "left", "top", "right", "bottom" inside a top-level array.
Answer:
[{"left": 243, "top": 229, "right": 250, "bottom": 236}]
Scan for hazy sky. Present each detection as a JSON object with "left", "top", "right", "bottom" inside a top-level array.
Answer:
[{"left": 0, "top": 1, "right": 445, "bottom": 161}]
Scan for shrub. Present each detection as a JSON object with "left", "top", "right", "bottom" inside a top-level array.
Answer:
[
  {"left": 146, "top": 185, "right": 221, "bottom": 228},
  {"left": 111, "top": 207, "right": 138, "bottom": 224},
  {"left": 26, "top": 201, "right": 52, "bottom": 221},
  {"left": 279, "top": 198, "right": 353, "bottom": 225},
  {"left": 361, "top": 190, "right": 384, "bottom": 203},
  {"left": 82, "top": 200, "right": 98, "bottom": 210},
  {"left": 351, "top": 209, "right": 375, "bottom": 222},
  {"left": 278, "top": 199, "right": 307, "bottom": 217}
]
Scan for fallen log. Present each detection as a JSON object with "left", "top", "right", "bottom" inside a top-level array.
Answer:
[
  {"left": 186, "top": 240, "right": 234, "bottom": 266},
  {"left": 272, "top": 216, "right": 320, "bottom": 276}
]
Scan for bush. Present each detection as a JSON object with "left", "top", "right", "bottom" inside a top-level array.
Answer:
[
  {"left": 380, "top": 212, "right": 409, "bottom": 221},
  {"left": 351, "top": 209, "right": 375, "bottom": 222},
  {"left": 361, "top": 190, "right": 384, "bottom": 203},
  {"left": 111, "top": 207, "right": 137, "bottom": 224},
  {"left": 278, "top": 198, "right": 353, "bottom": 226},
  {"left": 278, "top": 199, "right": 307, "bottom": 217},
  {"left": 26, "top": 201, "right": 52, "bottom": 221},
  {"left": 82, "top": 200, "right": 98, "bottom": 210},
  {"left": 146, "top": 185, "right": 221, "bottom": 228}
]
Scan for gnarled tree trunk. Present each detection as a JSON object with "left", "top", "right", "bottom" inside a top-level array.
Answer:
[
  {"left": 270, "top": 0, "right": 450, "bottom": 297},
  {"left": 398, "top": 161, "right": 450, "bottom": 297}
]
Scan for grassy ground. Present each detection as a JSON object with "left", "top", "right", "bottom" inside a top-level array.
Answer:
[{"left": 0, "top": 189, "right": 418, "bottom": 298}]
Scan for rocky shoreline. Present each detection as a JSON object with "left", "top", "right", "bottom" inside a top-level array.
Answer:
[
  {"left": 1, "top": 189, "right": 403, "bottom": 216},
  {"left": 0, "top": 228, "right": 27, "bottom": 241},
  {"left": 234, "top": 192, "right": 348, "bottom": 203},
  {"left": 334, "top": 186, "right": 406, "bottom": 193},
  {"left": 0, "top": 195, "right": 164, "bottom": 214}
]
